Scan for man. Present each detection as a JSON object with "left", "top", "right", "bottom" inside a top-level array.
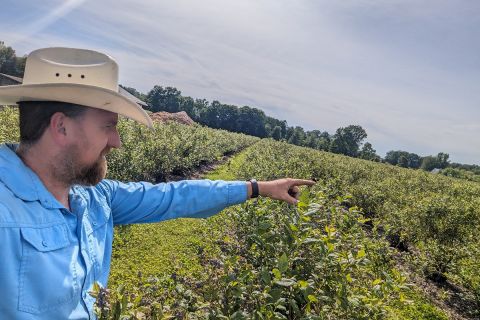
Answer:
[{"left": 0, "top": 47, "right": 314, "bottom": 319}]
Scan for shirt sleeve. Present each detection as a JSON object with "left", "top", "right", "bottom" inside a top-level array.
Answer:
[{"left": 97, "top": 179, "right": 248, "bottom": 225}]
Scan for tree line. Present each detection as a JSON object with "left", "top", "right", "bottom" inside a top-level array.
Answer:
[
  {"left": 126, "top": 84, "right": 464, "bottom": 172},
  {"left": 124, "top": 84, "right": 380, "bottom": 161},
  {"left": 1, "top": 41, "right": 476, "bottom": 174}
]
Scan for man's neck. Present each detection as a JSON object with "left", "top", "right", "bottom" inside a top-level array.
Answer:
[{"left": 17, "top": 144, "right": 71, "bottom": 210}]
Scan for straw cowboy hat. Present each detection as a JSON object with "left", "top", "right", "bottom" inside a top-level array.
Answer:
[{"left": 0, "top": 47, "right": 153, "bottom": 127}]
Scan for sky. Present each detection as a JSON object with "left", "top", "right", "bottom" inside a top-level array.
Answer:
[{"left": 1, "top": 0, "right": 479, "bottom": 164}]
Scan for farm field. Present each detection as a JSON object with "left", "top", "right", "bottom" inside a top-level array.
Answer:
[{"left": 1, "top": 107, "right": 479, "bottom": 319}]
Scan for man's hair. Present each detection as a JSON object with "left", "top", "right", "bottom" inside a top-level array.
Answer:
[{"left": 18, "top": 101, "right": 87, "bottom": 146}]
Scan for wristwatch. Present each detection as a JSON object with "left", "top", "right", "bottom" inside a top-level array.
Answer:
[{"left": 249, "top": 179, "right": 259, "bottom": 198}]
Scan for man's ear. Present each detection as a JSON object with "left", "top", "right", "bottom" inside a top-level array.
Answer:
[{"left": 49, "top": 112, "right": 69, "bottom": 145}]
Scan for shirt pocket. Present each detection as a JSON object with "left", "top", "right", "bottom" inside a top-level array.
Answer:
[{"left": 19, "top": 224, "right": 78, "bottom": 314}]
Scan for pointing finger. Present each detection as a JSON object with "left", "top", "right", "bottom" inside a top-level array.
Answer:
[{"left": 289, "top": 179, "right": 316, "bottom": 187}]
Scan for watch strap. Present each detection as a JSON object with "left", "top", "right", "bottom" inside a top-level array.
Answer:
[{"left": 249, "top": 179, "right": 259, "bottom": 198}]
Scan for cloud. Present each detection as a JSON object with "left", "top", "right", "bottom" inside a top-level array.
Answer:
[
  {"left": 6, "top": 0, "right": 88, "bottom": 47},
  {"left": 2, "top": 0, "right": 479, "bottom": 164}
]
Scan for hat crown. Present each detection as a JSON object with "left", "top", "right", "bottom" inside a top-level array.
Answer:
[{"left": 22, "top": 47, "right": 119, "bottom": 91}]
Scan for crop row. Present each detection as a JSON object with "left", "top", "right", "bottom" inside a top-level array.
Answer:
[
  {"left": 229, "top": 139, "right": 480, "bottom": 312},
  {"left": 102, "top": 140, "right": 454, "bottom": 319}
]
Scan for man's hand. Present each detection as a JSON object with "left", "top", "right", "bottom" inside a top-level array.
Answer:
[{"left": 247, "top": 178, "right": 316, "bottom": 205}]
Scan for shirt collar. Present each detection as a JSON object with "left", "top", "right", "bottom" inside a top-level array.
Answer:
[{"left": 0, "top": 143, "right": 65, "bottom": 209}]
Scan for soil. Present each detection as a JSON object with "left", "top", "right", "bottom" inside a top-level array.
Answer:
[{"left": 150, "top": 111, "right": 195, "bottom": 126}]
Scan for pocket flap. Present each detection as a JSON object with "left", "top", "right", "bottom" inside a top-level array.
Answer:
[{"left": 21, "top": 224, "right": 70, "bottom": 252}]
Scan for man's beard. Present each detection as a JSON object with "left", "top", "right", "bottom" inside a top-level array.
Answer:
[{"left": 55, "top": 144, "right": 109, "bottom": 187}]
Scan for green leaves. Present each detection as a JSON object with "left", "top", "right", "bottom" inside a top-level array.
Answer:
[
  {"left": 274, "top": 278, "right": 296, "bottom": 287},
  {"left": 356, "top": 249, "right": 366, "bottom": 259},
  {"left": 277, "top": 253, "right": 289, "bottom": 273},
  {"left": 105, "top": 118, "right": 259, "bottom": 182}
]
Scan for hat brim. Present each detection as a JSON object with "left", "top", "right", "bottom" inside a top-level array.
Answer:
[{"left": 0, "top": 83, "right": 153, "bottom": 128}]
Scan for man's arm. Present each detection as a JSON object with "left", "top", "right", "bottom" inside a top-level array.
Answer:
[
  {"left": 97, "top": 179, "right": 248, "bottom": 225},
  {"left": 97, "top": 178, "right": 315, "bottom": 225}
]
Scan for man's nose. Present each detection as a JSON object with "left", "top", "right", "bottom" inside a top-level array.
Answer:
[{"left": 108, "top": 129, "right": 122, "bottom": 149}]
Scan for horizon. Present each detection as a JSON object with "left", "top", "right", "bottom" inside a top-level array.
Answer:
[{"left": 1, "top": 0, "right": 479, "bottom": 165}]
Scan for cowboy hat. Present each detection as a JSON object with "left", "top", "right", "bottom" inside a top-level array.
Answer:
[{"left": 0, "top": 47, "right": 153, "bottom": 128}]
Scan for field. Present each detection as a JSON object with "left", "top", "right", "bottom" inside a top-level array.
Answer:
[{"left": 1, "top": 107, "right": 480, "bottom": 319}]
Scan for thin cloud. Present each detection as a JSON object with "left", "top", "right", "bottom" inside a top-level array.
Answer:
[
  {"left": 8, "top": 0, "right": 88, "bottom": 47},
  {"left": 2, "top": 0, "right": 479, "bottom": 164}
]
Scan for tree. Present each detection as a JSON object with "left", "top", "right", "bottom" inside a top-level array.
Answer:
[
  {"left": 421, "top": 156, "right": 439, "bottom": 171},
  {"left": 120, "top": 85, "right": 147, "bottom": 101},
  {"left": 235, "top": 106, "right": 267, "bottom": 137},
  {"left": 359, "top": 142, "right": 380, "bottom": 161},
  {"left": 271, "top": 126, "right": 282, "bottom": 140},
  {"left": 317, "top": 132, "right": 331, "bottom": 151},
  {"left": 287, "top": 126, "right": 306, "bottom": 145},
  {"left": 0, "top": 43, "right": 17, "bottom": 75},
  {"left": 215, "top": 103, "right": 239, "bottom": 132},
  {"left": 420, "top": 152, "right": 450, "bottom": 171},
  {"left": 303, "top": 130, "right": 320, "bottom": 149},
  {"left": 329, "top": 125, "right": 367, "bottom": 157},
  {"left": 407, "top": 153, "right": 421, "bottom": 169},
  {"left": 385, "top": 150, "right": 420, "bottom": 168},
  {"left": 398, "top": 155, "right": 409, "bottom": 168},
  {"left": 436, "top": 152, "right": 450, "bottom": 169},
  {"left": 146, "top": 86, "right": 182, "bottom": 112},
  {"left": 179, "top": 96, "right": 195, "bottom": 116},
  {"left": 385, "top": 151, "right": 400, "bottom": 165},
  {"left": 191, "top": 98, "right": 209, "bottom": 122},
  {"left": 196, "top": 103, "right": 220, "bottom": 128}
]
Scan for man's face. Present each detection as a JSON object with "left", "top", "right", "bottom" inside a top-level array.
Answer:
[{"left": 59, "top": 108, "right": 121, "bottom": 186}]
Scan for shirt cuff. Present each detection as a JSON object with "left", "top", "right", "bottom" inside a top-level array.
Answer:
[{"left": 227, "top": 181, "right": 249, "bottom": 205}]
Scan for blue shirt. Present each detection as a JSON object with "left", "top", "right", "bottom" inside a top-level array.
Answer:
[{"left": 0, "top": 144, "right": 247, "bottom": 319}]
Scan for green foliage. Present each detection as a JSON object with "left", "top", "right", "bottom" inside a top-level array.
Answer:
[
  {"left": 441, "top": 167, "right": 480, "bottom": 183},
  {"left": 329, "top": 125, "right": 367, "bottom": 157},
  {"left": 146, "top": 86, "right": 182, "bottom": 113},
  {"left": 449, "top": 162, "right": 480, "bottom": 175},
  {"left": 359, "top": 142, "right": 380, "bottom": 161},
  {"left": 385, "top": 151, "right": 421, "bottom": 169},
  {"left": 233, "top": 140, "right": 480, "bottom": 289},
  {"left": 0, "top": 41, "right": 26, "bottom": 77},
  {"left": 197, "top": 195, "right": 410, "bottom": 319},
  {"left": 420, "top": 153, "right": 450, "bottom": 171},
  {"left": 0, "top": 106, "right": 19, "bottom": 143},
  {"left": 120, "top": 85, "right": 147, "bottom": 102},
  {"left": 106, "top": 118, "right": 258, "bottom": 182},
  {"left": 98, "top": 138, "right": 458, "bottom": 319}
]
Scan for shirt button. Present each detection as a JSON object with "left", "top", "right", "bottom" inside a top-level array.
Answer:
[{"left": 42, "top": 240, "right": 48, "bottom": 247}]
